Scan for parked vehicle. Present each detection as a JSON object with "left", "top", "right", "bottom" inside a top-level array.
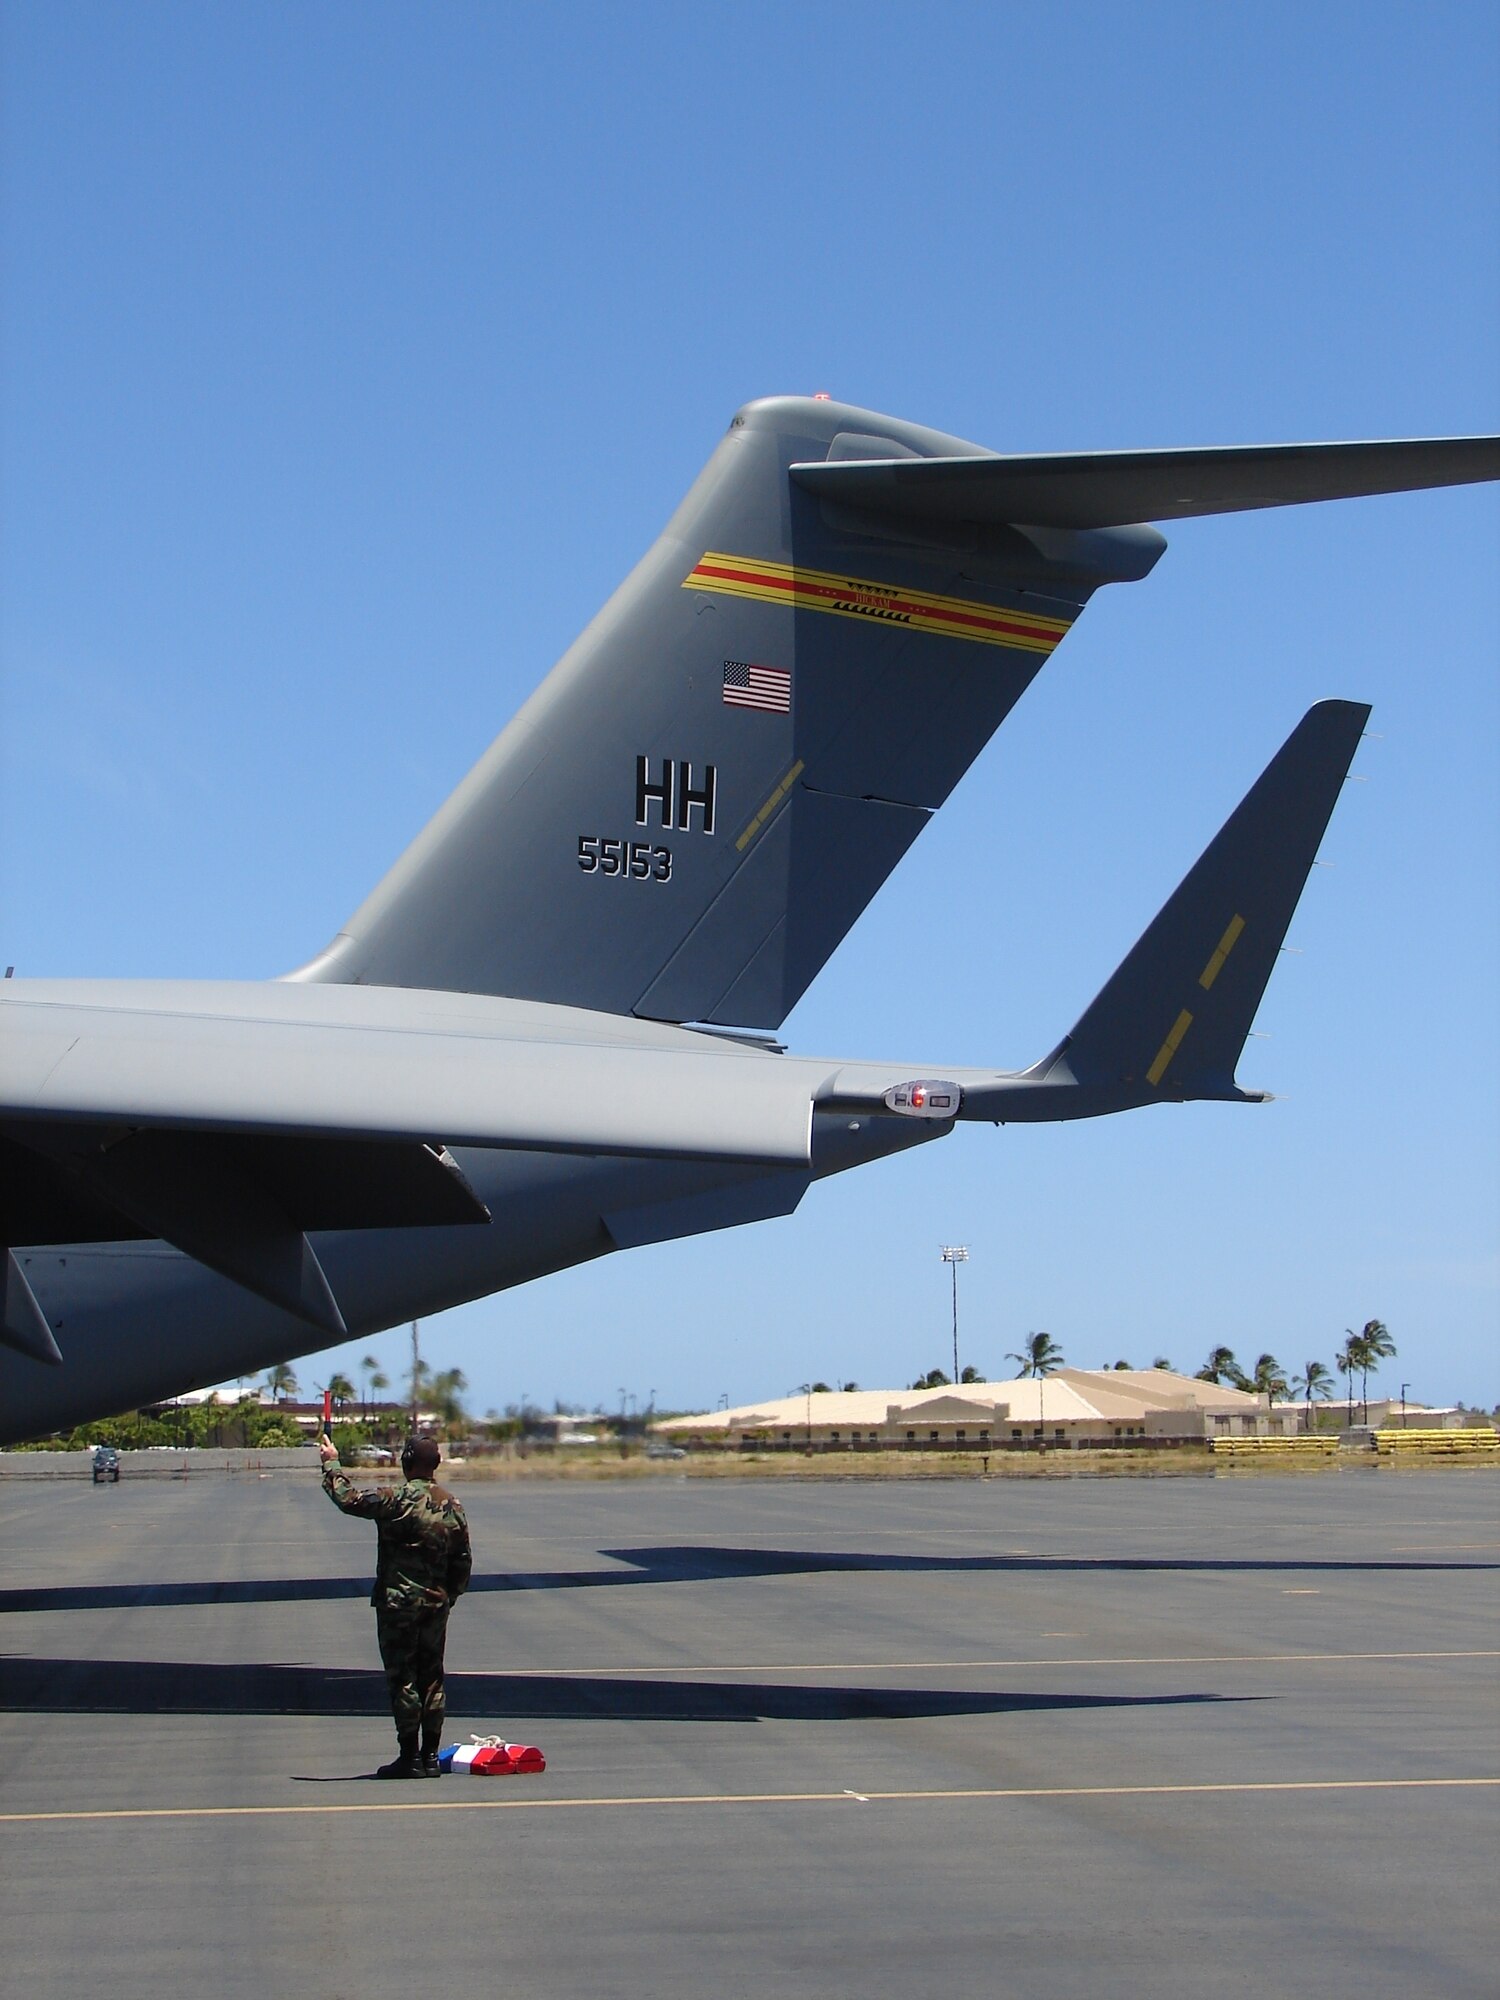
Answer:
[{"left": 91, "top": 1446, "right": 120, "bottom": 1484}]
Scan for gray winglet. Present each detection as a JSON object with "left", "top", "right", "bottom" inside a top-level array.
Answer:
[{"left": 1049, "top": 699, "right": 1371, "bottom": 1104}]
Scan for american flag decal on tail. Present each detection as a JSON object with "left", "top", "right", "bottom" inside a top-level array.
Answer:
[{"left": 722, "top": 658, "right": 791, "bottom": 713}]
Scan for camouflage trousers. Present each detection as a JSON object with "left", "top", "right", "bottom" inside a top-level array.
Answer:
[{"left": 375, "top": 1602, "right": 450, "bottom": 1737}]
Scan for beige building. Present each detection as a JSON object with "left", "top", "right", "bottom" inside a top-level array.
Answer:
[
  {"left": 655, "top": 1368, "right": 1273, "bottom": 1451},
  {"left": 1269, "top": 1396, "right": 1467, "bottom": 1432}
]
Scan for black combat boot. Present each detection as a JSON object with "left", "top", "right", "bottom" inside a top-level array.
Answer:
[
  {"left": 375, "top": 1732, "right": 420, "bottom": 1779},
  {"left": 419, "top": 1724, "right": 442, "bottom": 1778}
]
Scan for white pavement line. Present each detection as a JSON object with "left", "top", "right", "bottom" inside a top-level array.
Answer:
[
  {"left": 2, "top": 1777, "right": 1496, "bottom": 1826},
  {"left": 489, "top": 1648, "right": 1500, "bottom": 1678},
  {"left": 1390, "top": 1542, "right": 1500, "bottom": 1552}
]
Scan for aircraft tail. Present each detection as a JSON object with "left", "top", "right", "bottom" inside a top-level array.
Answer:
[
  {"left": 287, "top": 394, "right": 1482, "bottom": 1032},
  {"left": 289, "top": 398, "right": 1153, "bottom": 1028},
  {"left": 950, "top": 699, "right": 1370, "bottom": 1123}
]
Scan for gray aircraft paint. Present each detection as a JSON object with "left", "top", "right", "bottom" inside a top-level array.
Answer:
[
  {"left": 290, "top": 398, "right": 1151, "bottom": 1027},
  {"left": 0, "top": 696, "right": 1382, "bottom": 1436},
  {"left": 2, "top": 395, "right": 1496, "bottom": 1442}
]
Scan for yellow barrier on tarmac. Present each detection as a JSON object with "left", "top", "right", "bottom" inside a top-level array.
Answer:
[
  {"left": 1209, "top": 1435, "right": 1341, "bottom": 1462},
  {"left": 1375, "top": 1428, "right": 1499, "bottom": 1458}
]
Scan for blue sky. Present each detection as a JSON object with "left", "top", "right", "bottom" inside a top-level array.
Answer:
[{"left": 3, "top": 1, "right": 1496, "bottom": 1414}]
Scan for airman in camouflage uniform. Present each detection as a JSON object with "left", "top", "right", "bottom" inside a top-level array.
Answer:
[{"left": 318, "top": 1433, "right": 472, "bottom": 1778}]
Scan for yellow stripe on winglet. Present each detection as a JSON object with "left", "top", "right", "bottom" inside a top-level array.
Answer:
[
  {"left": 1146, "top": 1009, "right": 1195, "bottom": 1087},
  {"left": 1199, "top": 914, "right": 1246, "bottom": 991},
  {"left": 736, "top": 759, "right": 805, "bottom": 853}
]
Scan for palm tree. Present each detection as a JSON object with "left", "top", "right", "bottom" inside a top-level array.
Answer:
[
  {"left": 1251, "top": 1353, "right": 1288, "bottom": 1418},
  {"left": 359, "top": 1353, "right": 384, "bottom": 1420},
  {"left": 264, "top": 1362, "right": 298, "bottom": 1405},
  {"left": 1335, "top": 1333, "right": 1361, "bottom": 1423},
  {"left": 1195, "top": 1345, "right": 1249, "bottom": 1389},
  {"left": 1351, "top": 1320, "right": 1395, "bottom": 1423},
  {"left": 430, "top": 1367, "right": 468, "bottom": 1430},
  {"left": 326, "top": 1372, "right": 356, "bottom": 1414},
  {"left": 1291, "top": 1360, "right": 1335, "bottom": 1433},
  {"left": 1007, "top": 1332, "right": 1065, "bottom": 1444},
  {"left": 1007, "top": 1332, "right": 1065, "bottom": 1378}
]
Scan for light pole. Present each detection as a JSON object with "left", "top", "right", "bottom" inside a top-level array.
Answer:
[
  {"left": 940, "top": 1246, "right": 969, "bottom": 1385},
  {"left": 1400, "top": 1381, "right": 1410, "bottom": 1429}
]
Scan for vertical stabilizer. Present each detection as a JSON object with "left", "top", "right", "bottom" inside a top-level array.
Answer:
[{"left": 291, "top": 397, "right": 1123, "bottom": 1027}]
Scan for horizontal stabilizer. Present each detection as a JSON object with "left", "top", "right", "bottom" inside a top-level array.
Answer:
[
  {"left": 1042, "top": 699, "right": 1371, "bottom": 1103},
  {"left": 792, "top": 436, "right": 1500, "bottom": 530}
]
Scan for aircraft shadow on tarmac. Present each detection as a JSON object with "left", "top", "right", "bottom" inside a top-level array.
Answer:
[
  {"left": 0, "top": 1653, "right": 1266, "bottom": 1725},
  {"left": 0, "top": 1542, "right": 1491, "bottom": 1617}
]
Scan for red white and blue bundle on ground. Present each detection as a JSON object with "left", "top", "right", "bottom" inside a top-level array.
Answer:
[{"left": 439, "top": 1736, "right": 546, "bottom": 1775}]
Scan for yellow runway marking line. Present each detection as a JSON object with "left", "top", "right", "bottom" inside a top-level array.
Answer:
[
  {"left": 491, "top": 1648, "right": 1500, "bottom": 1677},
  {"left": 4, "top": 1777, "right": 1496, "bottom": 1826}
]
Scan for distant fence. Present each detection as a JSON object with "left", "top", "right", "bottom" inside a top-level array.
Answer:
[
  {"left": 1209, "top": 1436, "right": 1341, "bottom": 1465},
  {"left": 1375, "top": 1428, "right": 1499, "bottom": 1460},
  {"left": 0, "top": 1448, "right": 321, "bottom": 1479},
  {"left": 1208, "top": 1429, "right": 1498, "bottom": 1468}
]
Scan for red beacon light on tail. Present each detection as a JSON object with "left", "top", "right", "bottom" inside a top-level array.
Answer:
[{"left": 883, "top": 1080, "right": 961, "bottom": 1119}]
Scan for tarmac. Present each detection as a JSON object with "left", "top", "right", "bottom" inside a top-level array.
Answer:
[{"left": 1, "top": 1467, "right": 1495, "bottom": 1998}]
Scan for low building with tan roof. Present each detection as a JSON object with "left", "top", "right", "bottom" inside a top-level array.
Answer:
[{"left": 654, "top": 1369, "right": 1268, "bottom": 1452}]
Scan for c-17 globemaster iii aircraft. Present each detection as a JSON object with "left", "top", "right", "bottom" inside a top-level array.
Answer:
[{"left": 3, "top": 396, "right": 1497, "bottom": 1443}]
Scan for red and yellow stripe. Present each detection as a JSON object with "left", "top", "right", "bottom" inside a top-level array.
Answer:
[{"left": 683, "top": 553, "right": 1073, "bottom": 655}]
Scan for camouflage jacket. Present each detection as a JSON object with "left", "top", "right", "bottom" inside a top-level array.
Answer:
[{"left": 322, "top": 1463, "right": 473, "bottom": 1614}]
